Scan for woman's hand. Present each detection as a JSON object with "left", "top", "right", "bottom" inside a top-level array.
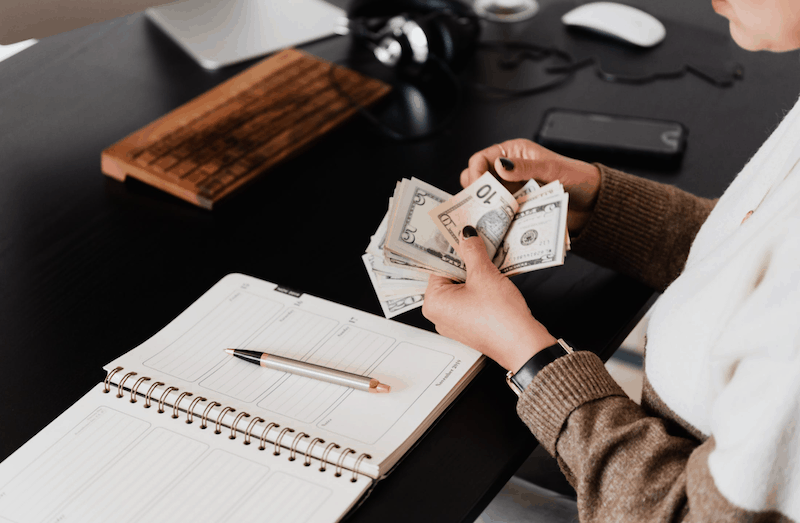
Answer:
[
  {"left": 461, "top": 138, "right": 602, "bottom": 236},
  {"left": 422, "top": 226, "right": 556, "bottom": 373}
]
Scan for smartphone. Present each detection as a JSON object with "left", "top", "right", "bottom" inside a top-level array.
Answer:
[{"left": 535, "top": 108, "right": 687, "bottom": 166}]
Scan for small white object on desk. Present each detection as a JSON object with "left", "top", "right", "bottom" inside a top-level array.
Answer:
[
  {"left": 561, "top": 2, "right": 666, "bottom": 48},
  {"left": 0, "top": 39, "right": 36, "bottom": 63},
  {"left": 473, "top": 0, "right": 540, "bottom": 23}
]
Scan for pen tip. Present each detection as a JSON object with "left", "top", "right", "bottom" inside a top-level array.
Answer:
[
  {"left": 375, "top": 383, "right": 391, "bottom": 393},
  {"left": 224, "top": 348, "right": 234, "bottom": 355}
]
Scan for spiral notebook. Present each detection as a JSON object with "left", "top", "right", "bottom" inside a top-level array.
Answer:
[{"left": 0, "top": 274, "right": 484, "bottom": 523}]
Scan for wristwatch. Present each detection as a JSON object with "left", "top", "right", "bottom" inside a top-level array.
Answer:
[{"left": 506, "top": 338, "right": 574, "bottom": 397}]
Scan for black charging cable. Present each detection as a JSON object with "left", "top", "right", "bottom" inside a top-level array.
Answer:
[
  {"left": 474, "top": 40, "right": 744, "bottom": 96},
  {"left": 548, "top": 55, "right": 743, "bottom": 87},
  {"left": 470, "top": 41, "right": 579, "bottom": 97},
  {"left": 327, "top": 38, "right": 743, "bottom": 140}
]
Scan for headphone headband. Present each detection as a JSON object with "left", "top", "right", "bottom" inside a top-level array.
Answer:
[{"left": 347, "top": 0, "right": 477, "bottom": 20}]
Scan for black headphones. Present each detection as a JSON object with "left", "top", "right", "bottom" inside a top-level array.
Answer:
[{"left": 340, "top": 0, "right": 481, "bottom": 74}]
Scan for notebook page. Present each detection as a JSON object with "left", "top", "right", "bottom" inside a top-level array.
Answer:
[
  {"left": 0, "top": 384, "right": 369, "bottom": 523},
  {"left": 106, "top": 273, "right": 483, "bottom": 478}
]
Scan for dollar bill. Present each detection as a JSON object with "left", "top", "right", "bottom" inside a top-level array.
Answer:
[
  {"left": 428, "top": 172, "right": 519, "bottom": 260},
  {"left": 384, "top": 178, "right": 467, "bottom": 281},
  {"left": 493, "top": 192, "right": 570, "bottom": 276},
  {"left": 362, "top": 254, "right": 426, "bottom": 318},
  {"left": 364, "top": 175, "right": 571, "bottom": 319},
  {"left": 368, "top": 204, "right": 448, "bottom": 277},
  {"left": 512, "top": 179, "right": 540, "bottom": 202},
  {"left": 515, "top": 179, "right": 570, "bottom": 250},
  {"left": 515, "top": 180, "right": 563, "bottom": 204},
  {"left": 366, "top": 250, "right": 429, "bottom": 294}
]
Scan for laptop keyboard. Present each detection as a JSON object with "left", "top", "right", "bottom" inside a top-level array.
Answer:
[{"left": 102, "top": 49, "right": 390, "bottom": 209}]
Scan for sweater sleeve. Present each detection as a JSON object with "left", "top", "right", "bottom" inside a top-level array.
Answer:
[
  {"left": 571, "top": 165, "right": 716, "bottom": 292},
  {"left": 517, "top": 347, "right": 800, "bottom": 522},
  {"left": 517, "top": 352, "right": 697, "bottom": 521}
]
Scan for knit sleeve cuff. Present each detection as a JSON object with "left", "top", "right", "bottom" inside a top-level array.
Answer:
[
  {"left": 570, "top": 164, "right": 670, "bottom": 281},
  {"left": 516, "top": 350, "right": 627, "bottom": 456}
]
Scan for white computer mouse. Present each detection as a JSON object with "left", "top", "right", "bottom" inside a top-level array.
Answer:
[{"left": 561, "top": 2, "right": 666, "bottom": 48}]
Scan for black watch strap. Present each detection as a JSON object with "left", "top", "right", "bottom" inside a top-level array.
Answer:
[{"left": 506, "top": 339, "right": 573, "bottom": 396}]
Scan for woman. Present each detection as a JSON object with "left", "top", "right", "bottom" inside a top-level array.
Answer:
[{"left": 422, "top": 0, "right": 800, "bottom": 520}]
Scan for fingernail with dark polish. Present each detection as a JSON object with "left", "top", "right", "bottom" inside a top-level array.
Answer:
[
  {"left": 499, "top": 157, "right": 514, "bottom": 171},
  {"left": 462, "top": 225, "right": 478, "bottom": 238}
]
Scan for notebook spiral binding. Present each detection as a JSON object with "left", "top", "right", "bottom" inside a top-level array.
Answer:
[{"left": 103, "top": 366, "right": 372, "bottom": 483}]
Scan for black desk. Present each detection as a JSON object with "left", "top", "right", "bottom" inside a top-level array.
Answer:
[{"left": 1, "top": 1, "right": 799, "bottom": 521}]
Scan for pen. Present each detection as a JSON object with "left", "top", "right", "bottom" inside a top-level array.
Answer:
[{"left": 224, "top": 348, "right": 391, "bottom": 393}]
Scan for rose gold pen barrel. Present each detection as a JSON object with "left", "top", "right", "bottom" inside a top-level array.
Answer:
[{"left": 224, "top": 349, "right": 390, "bottom": 393}]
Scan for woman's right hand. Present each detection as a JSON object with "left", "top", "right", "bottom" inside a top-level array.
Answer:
[{"left": 460, "top": 138, "right": 602, "bottom": 236}]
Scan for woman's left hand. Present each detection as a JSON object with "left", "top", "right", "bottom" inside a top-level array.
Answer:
[{"left": 422, "top": 226, "right": 557, "bottom": 373}]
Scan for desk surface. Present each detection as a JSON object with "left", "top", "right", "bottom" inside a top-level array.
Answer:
[{"left": 2, "top": 1, "right": 799, "bottom": 521}]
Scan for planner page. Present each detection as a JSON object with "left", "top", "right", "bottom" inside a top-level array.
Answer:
[
  {"left": 0, "top": 384, "right": 370, "bottom": 523},
  {"left": 105, "top": 273, "right": 483, "bottom": 479}
]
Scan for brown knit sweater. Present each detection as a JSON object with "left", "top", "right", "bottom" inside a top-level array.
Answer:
[{"left": 515, "top": 165, "right": 795, "bottom": 522}]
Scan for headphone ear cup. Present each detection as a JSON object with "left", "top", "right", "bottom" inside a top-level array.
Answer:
[
  {"left": 419, "top": 11, "right": 480, "bottom": 70},
  {"left": 413, "top": 13, "right": 455, "bottom": 66},
  {"left": 347, "top": 0, "right": 480, "bottom": 72}
]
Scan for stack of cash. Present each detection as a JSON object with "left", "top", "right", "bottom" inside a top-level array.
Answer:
[{"left": 363, "top": 172, "right": 570, "bottom": 318}]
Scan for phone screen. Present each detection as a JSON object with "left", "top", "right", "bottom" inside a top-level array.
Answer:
[{"left": 538, "top": 111, "right": 684, "bottom": 154}]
